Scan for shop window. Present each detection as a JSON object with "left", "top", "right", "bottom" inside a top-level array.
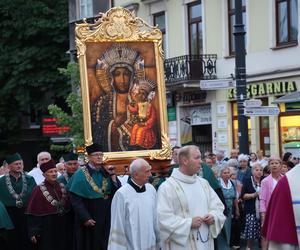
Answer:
[
  {"left": 232, "top": 102, "right": 251, "bottom": 149},
  {"left": 228, "top": 0, "right": 246, "bottom": 55},
  {"left": 280, "top": 115, "right": 300, "bottom": 144},
  {"left": 276, "top": 0, "right": 298, "bottom": 46}
]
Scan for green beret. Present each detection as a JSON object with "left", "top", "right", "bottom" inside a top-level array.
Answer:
[
  {"left": 5, "top": 153, "right": 22, "bottom": 165},
  {"left": 63, "top": 152, "right": 78, "bottom": 162}
]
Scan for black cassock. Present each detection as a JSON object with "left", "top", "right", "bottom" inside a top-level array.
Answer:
[{"left": 68, "top": 166, "right": 121, "bottom": 250}]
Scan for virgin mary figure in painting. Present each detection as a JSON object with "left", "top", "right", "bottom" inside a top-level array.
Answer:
[{"left": 92, "top": 43, "right": 153, "bottom": 152}]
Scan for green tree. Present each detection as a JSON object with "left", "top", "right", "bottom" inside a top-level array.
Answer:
[
  {"left": 48, "top": 62, "right": 84, "bottom": 152},
  {"left": 0, "top": 0, "right": 69, "bottom": 145}
]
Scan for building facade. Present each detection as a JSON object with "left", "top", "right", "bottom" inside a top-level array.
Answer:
[{"left": 111, "top": 0, "right": 300, "bottom": 157}]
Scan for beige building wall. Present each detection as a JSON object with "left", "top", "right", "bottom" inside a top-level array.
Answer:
[{"left": 247, "top": 0, "right": 269, "bottom": 53}]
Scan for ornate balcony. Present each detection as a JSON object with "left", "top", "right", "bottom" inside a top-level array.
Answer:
[{"left": 164, "top": 54, "right": 217, "bottom": 85}]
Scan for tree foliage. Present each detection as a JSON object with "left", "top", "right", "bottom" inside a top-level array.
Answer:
[
  {"left": 0, "top": 0, "right": 69, "bottom": 143},
  {"left": 48, "top": 62, "right": 84, "bottom": 152}
]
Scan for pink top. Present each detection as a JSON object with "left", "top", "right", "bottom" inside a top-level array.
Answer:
[{"left": 259, "top": 174, "right": 282, "bottom": 213}]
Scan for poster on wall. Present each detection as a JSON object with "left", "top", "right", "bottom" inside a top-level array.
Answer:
[{"left": 180, "top": 107, "right": 192, "bottom": 145}]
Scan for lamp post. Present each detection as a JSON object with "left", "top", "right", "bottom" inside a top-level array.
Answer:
[{"left": 234, "top": 0, "right": 249, "bottom": 154}]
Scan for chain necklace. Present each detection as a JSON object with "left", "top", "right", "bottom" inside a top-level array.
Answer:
[
  {"left": 81, "top": 166, "right": 109, "bottom": 199},
  {"left": 5, "top": 172, "right": 28, "bottom": 208},
  {"left": 40, "top": 182, "right": 67, "bottom": 215}
]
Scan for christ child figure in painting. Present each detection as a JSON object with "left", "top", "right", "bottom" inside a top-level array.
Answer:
[{"left": 129, "top": 78, "right": 157, "bottom": 149}]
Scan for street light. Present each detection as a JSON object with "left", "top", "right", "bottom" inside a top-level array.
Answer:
[{"left": 234, "top": 0, "right": 249, "bottom": 154}]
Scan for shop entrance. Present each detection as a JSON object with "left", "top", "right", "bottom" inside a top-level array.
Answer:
[{"left": 192, "top": 124, "right": 212, "bottom": 154}]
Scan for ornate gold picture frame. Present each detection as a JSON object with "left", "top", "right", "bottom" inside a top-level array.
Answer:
[{"left": 76, "top": 7, "right": 171, "bottom": 162}]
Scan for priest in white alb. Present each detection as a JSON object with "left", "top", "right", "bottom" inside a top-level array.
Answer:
[
  {"left": 157, "top": 145, "right": 226, "bottom": 250},
  {"left": 108, "top": 158, "right": 160, "bottom": 250}
]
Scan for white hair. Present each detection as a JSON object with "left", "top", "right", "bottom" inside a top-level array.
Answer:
[
  {"left": 227, "top": 158, "right": 238, "bottom": 168},
  {"left": 129, "top": 158, "right": 150, "bottom": 176},
  {"left": 37, "top": 152, "right": 51, "bottom": 162},
  {"left": 219, "top": 162, "right": 230, "bottom": 175},
  {"left": 238, "top": 154, "right": 249, "bottom": 162}
]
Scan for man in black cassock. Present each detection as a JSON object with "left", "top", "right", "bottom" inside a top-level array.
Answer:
[
  {"left": 0, "top": 153, "right": 36, "bottom": 250},
  {"left": 26, "top": 159, "right": 71, "bottom": 250},
  {"left": 66, "top": 143, "right": 121, "bottom": 250}
]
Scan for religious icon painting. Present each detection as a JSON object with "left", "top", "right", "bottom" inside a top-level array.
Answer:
[{"left": 76, "top": 7, "right": 172, "bottom": 162}]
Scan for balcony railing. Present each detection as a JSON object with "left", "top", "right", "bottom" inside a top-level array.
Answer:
[{"left": 164, "top": 54, "right": 217, "bottom": 84}]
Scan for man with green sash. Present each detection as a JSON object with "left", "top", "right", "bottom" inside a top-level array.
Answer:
[
  {"left": 67, "top": 143, "right": 121, "bottom": 250},
  {"left": 57, "top": 152, "right": 79, "bottom": 185},
  {"left": 0, "top": 153, "right": 36, "bottom": 250}
]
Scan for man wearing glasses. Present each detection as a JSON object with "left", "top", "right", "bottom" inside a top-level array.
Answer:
[{"left": 67, "top": 143, "right": 121, "bottom": 250}]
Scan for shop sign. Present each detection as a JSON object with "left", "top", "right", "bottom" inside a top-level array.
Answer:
[
  {"left": 190, "top": 105, "right": 211, "bottom": 125},
  {"left": 228, "top": 81, "right": 297, "bottom": 100},
  {"left": 244, "top": 106, "right": 280, "bottom": 116},
  {"left": 200, "top": 79, "right": 235, "bottom": 90},
  {"left": 167, "top": 107, "right": 176, "bottom": 121},
  {"left": 182, "top": 91, "right": 206, "bottom": 104}
]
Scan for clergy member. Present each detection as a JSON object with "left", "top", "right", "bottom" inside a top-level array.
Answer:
[
  {"left": 157, "top": 145, "right": 226, "bottom": 250},
  {"left": 262, "top": 163, "right": 300, "bottom": 249},
  {"left": 57, "top": 152, "right": 79, "bottom": 185},
  {"left": 108, "top": 158, "right": 160, "bottom": 249},
  {"left": 26, "top": 159, "right": 71, "bottom": 250},
  {"left": 67, "top": 143, "right": 121, "bottom": 250},
  {"left": 0, "top": 153, "right": 36, "bottom": 250}
]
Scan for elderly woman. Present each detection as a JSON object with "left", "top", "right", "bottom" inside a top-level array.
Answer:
[
  {"left": 216, "top": 165, "right": 239, "bottom": 250},
  {"left": 260, "top": 156, "right": 282, "bottom": 250},
  {"left": 241, "top": 163, "right": 263, "bottom": 250},
  {"left": 237, "top": 154, "right": 251, "bottom": 185}
]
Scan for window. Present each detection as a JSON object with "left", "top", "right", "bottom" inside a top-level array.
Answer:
[
  {"left": 188, "top": 1, "right": 202, "bottom": 55},
  {"left": 79, "top": 0, "right": 93, "bottom": 19},
  {"left": 276, "top": 0, "right": 298, "bottom": 46},
  {"left": 153, "top": 12, "right": 166, "bottom": 52},
  {"left": 228, "top": 0, "right": 246, "bottom": 55}
]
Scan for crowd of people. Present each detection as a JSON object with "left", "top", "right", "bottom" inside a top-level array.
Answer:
[{"left": 0, "top": 144, "right": 299, "bottom": 250}]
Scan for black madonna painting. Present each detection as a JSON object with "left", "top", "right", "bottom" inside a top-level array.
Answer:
[{"left": 86, "top": 42, "right": 161, "bottom": 152}]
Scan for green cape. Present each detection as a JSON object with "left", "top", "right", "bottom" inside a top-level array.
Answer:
[
  {"left": 0, "top": 201, "right": 13, "bottom": 229},
  {"left": 201, "top": 164, "right": 221, "bottom": 190},
  {"left": 66, "top": 167, "right": 112, "bottom": 199},
  {"left": 0, "top": 174, "right": 36, "bottom": 207}
]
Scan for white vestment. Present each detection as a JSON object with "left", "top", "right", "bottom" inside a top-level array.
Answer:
[
  {"left": 157, "top": 168, "right": 225, "bottom": 250},
  {"left": 108, "top": 182, "right": 160, "bottom": 250},
  {"left": 28, "top": 167, "right": 44, "bottom": 185}
]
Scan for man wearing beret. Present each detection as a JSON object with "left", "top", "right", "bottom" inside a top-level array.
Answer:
[
  {"left": 26, "top": 159, "right": 71, "bottom": 250},
  {"left": 0, "top": 153, "right": 36, "bottom": 250},
  {"left": 57, "top": 152, "right": 80, "bottom": 185},
  {"left": 67, "top": 143, "right": 121, "bottom": 250}
]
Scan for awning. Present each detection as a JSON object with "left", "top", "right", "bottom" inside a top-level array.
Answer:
[{"left": 272, "top": 91, "right": 300, "bottom": 104}]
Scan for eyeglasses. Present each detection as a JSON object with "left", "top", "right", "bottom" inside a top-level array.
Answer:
[{"left": 90, "top": 153, "right": 104, "bottom": 158}]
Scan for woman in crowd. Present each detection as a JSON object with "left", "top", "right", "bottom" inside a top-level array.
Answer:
[
  {"left": 281, "top": 161, "right": 289, "bottom": 175},
  {"left": 237, "top": 154, "right": 252, "bottom": 185},
  {"left": 241, "top": 163, "right": 263, "bottom": 250},
  {"left": 260, "top": 156, "right": 283, "bottom": 249},
  {"left": 282, "top": 152, "right": 295, "bottom": 169},
  {"left": 249, "top": 152, "right": 258, "bottom": 167},
  {"left": 217, "top": 165, "right": 239, "bottom": 250},
  {"left": 229, "top": 166, "right": 242, "bottom": 249},
  {"left": 256, "top": 150, "right": 268, "bottom": 168}
]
